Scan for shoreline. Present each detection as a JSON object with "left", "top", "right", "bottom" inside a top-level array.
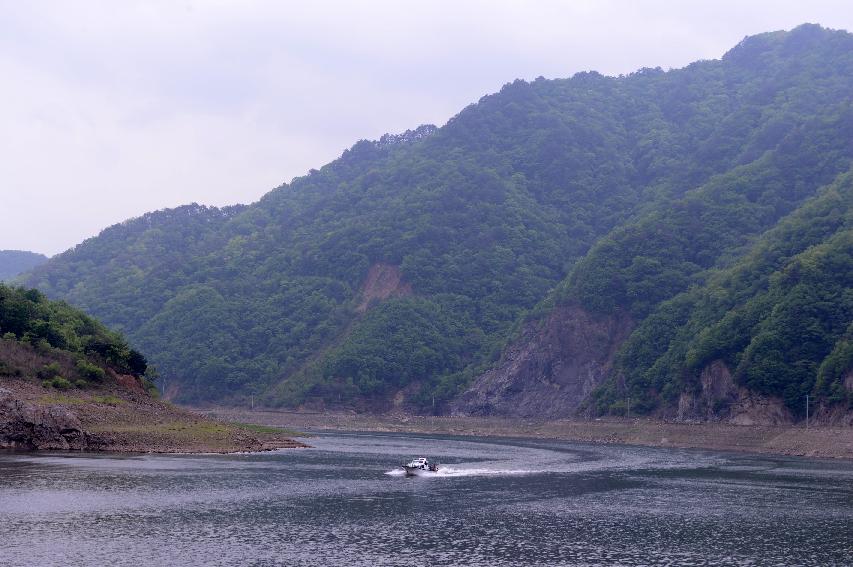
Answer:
[
  {"left": 201, "top": 408, "right": 853, "bottom": 460},
  {"left": 0, "top": 378, "right": 309, "bottom": 454}
]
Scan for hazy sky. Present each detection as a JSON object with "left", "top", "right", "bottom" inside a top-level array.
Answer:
[{"left": 2, "top": 1, "right": 853, "bottom": 255}]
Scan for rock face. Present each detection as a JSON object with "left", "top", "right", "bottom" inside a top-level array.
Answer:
[
  {"left": 356, "top": 263, "right": 413, "bottom": 313},
  {"left": 676, "top": 360, "right": 739, "bottom": 422},
  {"left": 676, "top": 361, "right": 793, "bottom": 425},
  {"left": 452, "top": 304, "right": 633, "bottom": 419},
  {"left": 727, "top": 389, "right": 794, "bottom": 426},
  {"left": 0, "top": 388, "right": 92, "bottom": 450}
]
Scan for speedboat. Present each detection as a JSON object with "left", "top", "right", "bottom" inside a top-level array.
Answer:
[{"left": 402, "top": 457, "right": 439, "bottom": 476}]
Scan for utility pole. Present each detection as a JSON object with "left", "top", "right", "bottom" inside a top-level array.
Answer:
[
  {"left": 251, "top": 395, "right": 254, "bottom": 411},
  {"left": 626, "top": 397, "right": 631, "bottom": 419},
  {"left": 805, "top": 394, "right": 810, "bottom": 429}
]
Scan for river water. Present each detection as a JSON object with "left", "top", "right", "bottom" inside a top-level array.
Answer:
[{"left": 1, "top": 432, "right": 851, "bottom": 566}]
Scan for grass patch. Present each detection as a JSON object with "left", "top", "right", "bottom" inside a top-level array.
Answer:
[
  {"left": 87, "top": 421, "right": 228, "bottom": 436},
  {"left": 84, "top": 419, "right": 308, "bottom": 452},
  {"left": 40, "top": 394, "right": 126, "bottom": 406}
]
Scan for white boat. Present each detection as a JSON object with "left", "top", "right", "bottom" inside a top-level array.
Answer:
[{"left": 402, "top": 457, "right": 439, "bottom": 476}]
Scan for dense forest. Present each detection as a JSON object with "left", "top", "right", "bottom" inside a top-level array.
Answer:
[
  {"left": 0, "top": 251, "right": 47, "bottom": 281},
  {"left": 21, "top": 25, "right": 853, "bottom": 419},
  {"left": 585, "top": 174, "right": 852, "bottom": 416}
]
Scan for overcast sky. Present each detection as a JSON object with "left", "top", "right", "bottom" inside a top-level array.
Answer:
[{"left": 2, "top": 1, "right": 853, "bottom": 256}]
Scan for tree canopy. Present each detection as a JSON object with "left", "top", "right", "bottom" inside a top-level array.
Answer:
[{"left": 0, "top": 283, "right": 147, "bottom": 383}]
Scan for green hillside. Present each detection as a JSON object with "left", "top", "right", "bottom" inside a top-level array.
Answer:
[
  {"left": 586, "top": 173, "right": 852, "bottom": 415},
  {"left": 22, "top": 25, "right": 853, "bottom": 415}
]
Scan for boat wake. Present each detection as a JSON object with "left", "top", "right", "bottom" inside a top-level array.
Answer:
[{"left": 385, "top": 466, "right": 541, "bottom": 478}]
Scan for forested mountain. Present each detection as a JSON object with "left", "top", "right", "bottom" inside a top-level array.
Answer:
[
  {"left": 22, "top": 25, "right": 853, "bottom": 421},
  {"left": 588, "top": 177, "right": 852, "bottom": 417},
  {"left": 0, "top": 251, "right": 47, "bottom": 281}
]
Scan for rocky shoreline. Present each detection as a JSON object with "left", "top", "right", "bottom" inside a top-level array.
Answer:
[
  {"left": 0, "top": 379, "right": 308, "bottom": 454},
  {"left": 203, "top": 408, "right": 853, "bottom": 460}
]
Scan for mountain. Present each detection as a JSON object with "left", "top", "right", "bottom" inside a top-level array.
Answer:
[
  {"left": 21, "top": 24, "right": 853, "bottom": 422},
  {"left": 0, "top": 250, "right": 48, "bottom": 281},
  {"left": 455, "top": 173, "right": 852, "bottom": 422}
]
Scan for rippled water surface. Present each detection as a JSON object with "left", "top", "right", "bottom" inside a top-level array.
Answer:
[{"left": 1, "top": 433, "right": 852, "bottom": 566}]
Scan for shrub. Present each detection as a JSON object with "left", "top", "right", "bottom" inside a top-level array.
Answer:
[
  {"left": 43, "top": 376, "right": 72, "bottom": 390},
  {"left": 36, "top": 362, "right": 62, "bottom": 380},
  {"left": 75, "top": 359, "right": 106, "bottom": 383},
  {"left": 142, "top": 377, "right": 160, "bottom": 399},
  {"left": 0, "top": 361, "right": 21, "bottom": 377}
]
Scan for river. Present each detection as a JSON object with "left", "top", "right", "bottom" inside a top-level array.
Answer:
[{"left": 1, "top": 432, "right": 851, "bottom": 566}]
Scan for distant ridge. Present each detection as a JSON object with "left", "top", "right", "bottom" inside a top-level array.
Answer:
[{"left": 0, "top": 250, "right": 48, "bottom": 281}]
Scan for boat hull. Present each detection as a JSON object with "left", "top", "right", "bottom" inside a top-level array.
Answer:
[{"left": 402, "top": 466, "right": 438, "bottom": 477}]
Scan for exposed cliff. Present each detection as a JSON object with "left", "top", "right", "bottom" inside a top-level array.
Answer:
[
  {"left": 452, "top": 305, "right": 633, "bottom": 418},
  {"left": 674, "top": 360, "right": 794, "bottom": 425}
]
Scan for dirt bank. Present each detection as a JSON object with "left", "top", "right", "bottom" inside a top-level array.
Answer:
[
  {"left": 202, "top": 408, "right": 853, "bottom": 460},
  {"left": 0, "top": 378, "right": 307, "bottom": 453}
]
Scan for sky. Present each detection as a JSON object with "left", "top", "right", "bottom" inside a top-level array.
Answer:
[{"left": 2, "top": 1, "right": 853, "bottom": 256}]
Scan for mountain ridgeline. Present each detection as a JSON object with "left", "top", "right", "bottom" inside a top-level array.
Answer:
[
  {"left": 0, "top": 250, "right": 48, "bottom": 281},
  {"left": 22, "top": 25, "right": 853, "bottom": 422}
]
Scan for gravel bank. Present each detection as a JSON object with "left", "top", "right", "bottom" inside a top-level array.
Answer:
[{"left": 203, "top": 408, "right": 853, "bottom": 460}]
